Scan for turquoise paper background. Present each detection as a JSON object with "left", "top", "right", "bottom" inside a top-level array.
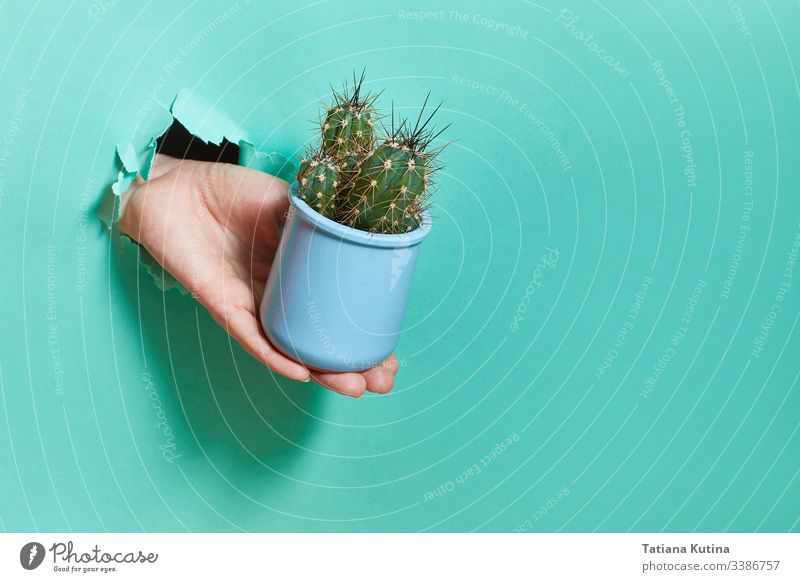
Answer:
[{"left": 1, "top": 0, "right": 798, "bottom": 532}]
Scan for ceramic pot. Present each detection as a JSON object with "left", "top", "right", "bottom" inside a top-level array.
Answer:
[{"left": 260, "top": 182, "right": 431, "bottom": 372}]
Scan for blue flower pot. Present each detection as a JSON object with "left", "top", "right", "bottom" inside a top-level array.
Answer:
[{"left": 260, "top": 182, "right": 431, "bottom": 372}]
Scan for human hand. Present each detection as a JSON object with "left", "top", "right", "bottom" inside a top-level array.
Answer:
[{"left": 118, "top": 154, "right": 399, "bottom": 397}]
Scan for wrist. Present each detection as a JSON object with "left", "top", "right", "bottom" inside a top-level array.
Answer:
[
  {"left": 118, "top": 174, "right": 143, "bottom": 221},
  {"left": 117, "top": 153, "right": 179, "bottom": 237}
]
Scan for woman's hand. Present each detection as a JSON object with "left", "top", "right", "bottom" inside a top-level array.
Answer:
[{"left": 118, "top": 154, "right": 399, "bottom": 397}]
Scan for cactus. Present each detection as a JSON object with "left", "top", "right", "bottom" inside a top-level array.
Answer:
[
  {"left": 322, "top": 104, "right": 376, "bottom": 159},
  {"left": 294, "top": 74, "right": 446, "bottom": 234},
  {"left": 321, "top": 71, "right": 378, "bottom": 161},
  {"left": 343, "top": 99, "right": 446, "bottom": 234},
  {"left": 296, "top": 151, "right": 340, "bottom": 219},
  {"left": 344, "top": 140, "right": 428, "bottom": 233}
]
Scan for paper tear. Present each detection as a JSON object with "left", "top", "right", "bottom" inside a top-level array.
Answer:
[
  {"left": 116, "top": 142, "right": 139, "bottom": 174},
  {"left": 96, "top": 151, "right": 139, "bottom": 228},
  {"left": 101, "top": 88, "right": 297, "bottom": 294},
  {"left": 169, "top": 89, "right": 245, "bottom": 146},
  {"left": 121, "top": 233, "right": 189, "bottom": 295}
]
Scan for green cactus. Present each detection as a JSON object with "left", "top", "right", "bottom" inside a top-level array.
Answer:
[
  {"left": 293, "top": 74, "right": 446, "bottom": 234},
  {"left": 321, "top": 71, "right": 378, "bottom": 161},
  {"left": 344, "top": 140, "right": 429, "bottom": 233},
  {"left": 296, "top": 152, "right": 340, "bottom": 219},
  {"left": 343, "top": 100, "right": 446, "bottom": 233},
  {"left": 322, "top": 105, "right": 376, "bottom": 159}
]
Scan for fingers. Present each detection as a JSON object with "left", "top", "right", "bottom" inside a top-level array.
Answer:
[
  {"left": 363, "top": 355, "right": 399, "bottom": 394},
  {"left": 216, "top": 307, "right": 312, "bottom": 383},
  {"left": 310, "top": 355, "right": 400, "bottom": 397},
  {"left": 311, "top": 371, "right": 367, "bottom": 398},
  {"left": 212, "top": 302, "right": 400, "bottom": 396}
]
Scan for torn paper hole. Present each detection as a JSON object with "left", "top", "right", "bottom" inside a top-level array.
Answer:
[{"left": 99, "top": 88, "right": 296, "bottom": 293}]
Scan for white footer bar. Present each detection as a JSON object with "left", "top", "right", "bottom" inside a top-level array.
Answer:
[{"left": 1, "top": 533, "right": 797, "bottom": 580}]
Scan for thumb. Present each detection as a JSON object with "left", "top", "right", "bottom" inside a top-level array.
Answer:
[
  {"left": 217, "top": 162, "right": 290, "bottom": 220},
  {"left": 211, "top": 162, "right": 292, "bottom": 247}
]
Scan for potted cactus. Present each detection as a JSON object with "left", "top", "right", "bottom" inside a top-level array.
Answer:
[{"left": 259, "top": 74, "right": 446, "bottom": 372}]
